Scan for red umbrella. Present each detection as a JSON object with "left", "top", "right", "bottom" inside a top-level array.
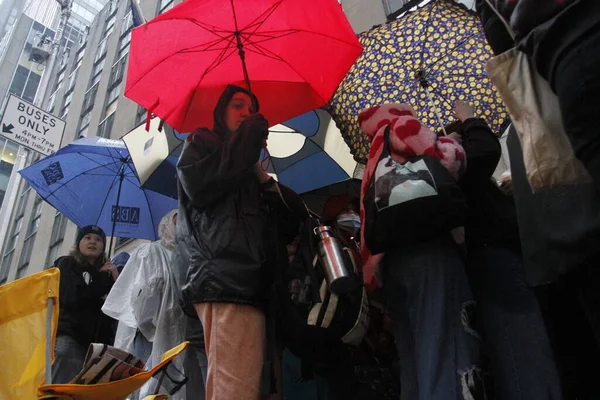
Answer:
[{"left": 125, "top": 0, "right": 362, "bottom": 133}]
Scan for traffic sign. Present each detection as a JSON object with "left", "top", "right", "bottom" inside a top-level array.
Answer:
[{"left": 0, "top": 94, "right": 66, "bottom": 155}]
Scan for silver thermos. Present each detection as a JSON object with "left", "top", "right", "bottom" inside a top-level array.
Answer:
[{"left": 314, "top": 225, "right": 354, "bottom": 294}]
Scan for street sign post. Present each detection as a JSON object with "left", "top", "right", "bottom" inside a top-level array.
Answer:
[{"left": 0, "top": 94, "right": 66, "bottom": 156}]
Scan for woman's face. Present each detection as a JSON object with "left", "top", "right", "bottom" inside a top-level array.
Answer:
[
  {"left": 79, "top": 233, "right": 104, "bottom": 260},
  {"left": 225, "top": 92, "right": 255, "bottom": 132}
]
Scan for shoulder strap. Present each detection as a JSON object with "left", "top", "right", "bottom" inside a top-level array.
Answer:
[{"left": 483, "top": 0, "right": 516, "bottom": 40}]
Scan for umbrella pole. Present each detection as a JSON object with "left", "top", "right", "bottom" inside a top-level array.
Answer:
[
  {"left": 230, "top": 0, "right": 251, "bottom": 91},
  {"left": 425, "top": 87, "right": 447, "bottom": 136},
  {"left": 108, "top": 163, "right": 126, "bottom": 256}
]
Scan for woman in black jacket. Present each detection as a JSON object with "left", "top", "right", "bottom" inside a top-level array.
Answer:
[
  {"left": 53, "top": 225, "right": 119, "bottom": 384},
  {"left": 176, "top": 85, "right": 298, "bottom": 400}
]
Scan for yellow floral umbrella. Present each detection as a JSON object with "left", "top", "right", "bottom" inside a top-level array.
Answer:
[{"left": 329, "top": 0, "right": 508, "bottom": 163}]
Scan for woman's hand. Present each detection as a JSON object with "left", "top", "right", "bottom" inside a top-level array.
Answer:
[
  {"left": 455, "top": 100, "right": 475, "bottom": 122},
  {"left": 100, "top": 261, "right": 119, "bottom": 281},
  {"left": 448, "top": 131, "right": 462, "bottom": 144}
]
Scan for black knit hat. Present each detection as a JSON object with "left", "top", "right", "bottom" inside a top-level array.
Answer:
[{"left": 76, "top": 225, "right": 106, "bottom": 247}]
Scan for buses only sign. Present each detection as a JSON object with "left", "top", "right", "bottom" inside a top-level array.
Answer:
[{"left": 0, "top": 94, "right": 66, "bottom": 155}]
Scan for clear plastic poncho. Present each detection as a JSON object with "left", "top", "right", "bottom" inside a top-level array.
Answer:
[{"left": 102, "top": 210, "right": 189, "bottom": 399}]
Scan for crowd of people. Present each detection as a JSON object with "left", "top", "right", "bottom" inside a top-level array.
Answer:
[{"left": 47, "top": 1, "right": 600, "bottom": 399}]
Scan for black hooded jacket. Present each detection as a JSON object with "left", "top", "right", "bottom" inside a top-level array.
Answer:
[
  {"left": 55, "top": 255, "right": 115, "bottom": 346},
  {"left": 458, "top": 118, "right": 520, "bottom": 251},
  {"left": 175, "top": 85, "right": 281, "bottom": 310}
]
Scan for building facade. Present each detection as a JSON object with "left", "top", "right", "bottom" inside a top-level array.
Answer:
[
  {"left": 0, "top": 0, "right": 178, "bottom": 284},
  {"left": 0, "top": 0, "right": 396, "bottom": 284}
]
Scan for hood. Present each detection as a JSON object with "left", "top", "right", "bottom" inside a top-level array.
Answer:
[
  {"left": 212, "top": 84, "right": 260, "bottom": 136},
  {"left": 159, "top": 209, "right": 178, "bottom": 250}
]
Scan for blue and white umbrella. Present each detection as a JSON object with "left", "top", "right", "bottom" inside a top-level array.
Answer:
[
  {"left": 19, "top": 136, "right": 178, "bottom": 251},
  {"left": 122, "top": 109, "right": 360, "bottom": 198}
]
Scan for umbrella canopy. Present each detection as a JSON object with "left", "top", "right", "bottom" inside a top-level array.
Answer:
[
  {"left": 123, "top": 110, "right": 360, "bottom": 198},
  {"left": 125, "top": 0, "right": 363, "bottom": 133},
  {"left": 329, "top": 0, "right": 509, "bottom": 163},
  {"left": 19, "top": 137, "right": 178, "bottom": 247},
  {"left": 261, "top": 109, "right": 360, "bottom": 193}
]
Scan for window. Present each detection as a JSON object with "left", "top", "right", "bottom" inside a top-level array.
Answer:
[
  {"left": 135, "top": 105, "right": 146, "bottom": 125},
  {"left": 64, "top": 91, "right": 73, "bottom": 107},
  {"left": 27, "top": 196, "right": 43, "bottom": 236},
  {"left": 16, "top": 185, "right": 30, "bottom": 218},
  {"left": 159, "top": 0, "right": 174, "bottom": 13},
  {"left": 22, "top": 72, "right": 41, "bottom": 103},
  {"left": 73, "top": 58, "right": 83, "bottom": 72},
  {"left": 80, "top": 111, "right": 92, "bottom": 130},
  {"left": 55, "top": 69, "right": 65, "bottom": 91},
  {"left": 59, "top": 50, "right": 69, "bottom": 69},
  {"left": 118, "top": 43, "right": 130, "bottom": 59},
  {"left": 6, "top": 217, "right": 23, "bottom": 253},
  {"left": 0, "top": 251, "right": 14, "bottom": 284},
  {"left": 107, "top": 81, "right": 122, "bottom": 104},
  {"left": 95, "top": 35, "right": 110, "bottom": 63},
  {"left": 61, "top": 105, "right": 69, "bottom": 119},
  {"left": 76, "top": 47, "right": 85, "bottom": 62},
  {"left": 82, "top": 83, "right": 98, "bottom": 112},
  {"left": 118, "top": 31, "right": 131, "bottom": 58},
  {"left": 77, "top": 125, "right": 89, "bottom": 139},
  {"left": 48, "top": 92, "right": 57, "bottom": 114},
  {"left": 109, "top": 56, "right": 127, "bottom": 88},
  {"left": 121, "top": 11, "right": 133, "bottom": 35},
  {"left": 105, "top": 99, "right": 119, "bottom": 117},
  {"left": 92, "top": 58, "right": 105, "bottom": 79},
  {"left": 46, "top": 212, "right": 67, "bottom": 268},
  {"left": 106, "top": 14, "right": 117, "bottom": 33},
  {"left": 65, "top": 69, "right": 78, "bottom": 94},
  {"left": 17, "top": 234, "right": 35, "bottom": 275},
  {"left": 98, "top": 113, "right": 115, "bottom": 138},
  {"left": 120, "top": 31, "right": 131, "bottom": 49}
]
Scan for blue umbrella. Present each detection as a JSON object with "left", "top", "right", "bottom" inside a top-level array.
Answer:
[
  {"left": 19, "top": 137, "right": 178, "bottom": 251},
  {"left": 123, "top": 109, "right": 360, "bottom": 198}
]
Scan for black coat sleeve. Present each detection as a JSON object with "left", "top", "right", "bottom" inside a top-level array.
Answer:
[
  {"left": 56, "top": 258, "right": 113, "bottom": 312},
  {"left": 475, "top": 0, "right": 515, "bottom": 55},
  {"left": 460, "top": 117, "right": 502, "bottom": 184},
  {"left": 177, "top": 120, "right": 267, "bottom": 209},
  {"left": 56, "top": 258, "right": 80, "bottom": 312}
]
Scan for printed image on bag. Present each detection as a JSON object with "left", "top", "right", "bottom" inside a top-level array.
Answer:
[{"left": 374, "top": 157, "right": 438, "bottom": 210}]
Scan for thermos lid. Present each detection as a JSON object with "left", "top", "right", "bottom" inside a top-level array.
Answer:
[{"left": 314, "top": 225, "right": 333, "bottom": 235}]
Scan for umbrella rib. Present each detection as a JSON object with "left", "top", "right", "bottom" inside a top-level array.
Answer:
[
  {"left": 186, "top": 19, "right": 233, "bottom": 41},
  {"left": 240, "top": 2, "right": 282, "bottom": 34},
  {"left": 126, "top": 21, "right": 237, "bottom": 90},
  {"left": 438, "top": 72, "right": 488, "bottom": 79},
  {"left": 242, "top": 41, "right": 285, "bottom": 63},
  {"left": 417, "top": 0, "right": 438, "bottom": 71},
  {"left": 202, "top": 38, "right": 239, "bottom": 76},
  {"left": 422, "top": 33, "right": 478, "bottom": 71},
  {"left": 429, "top": 83, "right": 455, "bottom": 111},
  {"left": 240, "top": 29, "right": 300, "bottom": 45},
  {"left": 43, "top": 155, "right": 124, "bottom": 194}
]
